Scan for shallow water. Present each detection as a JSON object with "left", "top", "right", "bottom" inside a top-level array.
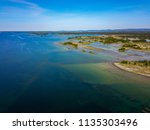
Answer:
[{"left": 0, "top": 32, "right": 150, "bottom": 113}]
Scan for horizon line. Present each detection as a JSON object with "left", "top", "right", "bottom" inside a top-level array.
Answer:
[{"left": 1, "top": 28, "right": 150, "bottom": 32}]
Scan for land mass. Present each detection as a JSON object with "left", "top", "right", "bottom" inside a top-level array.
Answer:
[
  {"left": 114, "top": 61, "right": 150, "bottom": 77},
  {"left": 60, "top": 32, "right": 150, "bottom": 77}
]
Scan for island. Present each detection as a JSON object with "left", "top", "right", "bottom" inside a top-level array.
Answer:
[{"left": 114, "top": 60, "right": 150, "bottom": 77}]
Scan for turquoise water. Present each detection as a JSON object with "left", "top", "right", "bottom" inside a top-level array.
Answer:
[{"left": 0, "top": 32, "right": 150, "bottom": 113}]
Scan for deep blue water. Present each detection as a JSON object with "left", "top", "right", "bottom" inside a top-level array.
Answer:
[{"left": 0, "top": 32, "right": 150, "bottom": 113}]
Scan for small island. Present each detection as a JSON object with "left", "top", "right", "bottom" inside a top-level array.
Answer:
[
  {"left": 61, "top": 41, "right": 103, "bottom": 54},
  {"left": 114, "top": 60, "right": 150, "bottom": 77}
]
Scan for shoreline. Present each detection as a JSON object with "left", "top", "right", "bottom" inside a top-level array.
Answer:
[
  {"left": 60, "top": 41, "right": 104, "bottom": 52},
  {"left": 114, "top": 63, "right": 150, "bottom": 78}
]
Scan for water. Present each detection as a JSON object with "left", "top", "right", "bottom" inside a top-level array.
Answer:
[{"left": 0, "top": 32, "right": 150, "bottom": 113}]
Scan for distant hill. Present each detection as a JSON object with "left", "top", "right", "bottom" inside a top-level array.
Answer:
[
  {"left": 53, "top": 29, "right": 150, "bottom": 35},
  {"left": 1, "top": 29, "right": 150, "bottom": 33},
  {"left": 79, "top": 29, "right": 150, "bottom": 33}
]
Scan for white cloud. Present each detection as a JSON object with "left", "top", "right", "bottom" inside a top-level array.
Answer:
[
  {"left": 7, "top": 0, "right": 46, "bottom": 16},
  {"left": 10, "top": 0, "right": 38, "bottom": 8}
]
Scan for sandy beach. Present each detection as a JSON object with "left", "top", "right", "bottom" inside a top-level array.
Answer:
[{"left": 114, "top": 63, "right": 150, "bottom": 78}]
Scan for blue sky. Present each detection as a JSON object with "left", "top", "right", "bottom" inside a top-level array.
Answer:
[{"left": 0, "top": 0, "right": 150, "bottom": 31}]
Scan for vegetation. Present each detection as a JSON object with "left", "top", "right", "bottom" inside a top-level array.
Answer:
[
  {"left": 100, "top": 37, "right": 128, "bottom": 44},
  {"left": 68, "top": 36, "right": 128, "bottom": 44},
  {"left": 119, "top": 47, "right": 126, "bottom": 52},
  {"left": 120, "top": 60, "right": 150, "bottom": 67},
  {"left": 122, "top": 42, "right": 150, "bottom": 51},
  {"left": 89, "top": 51, "right": 95, "bottom": 54},
  {"left": 63, "top": 42, "right": 78, "bottom": 48},
  {"left": 62, "top": 32, "right": 150, "bottom": 53},
  {"left": 76, "top": 35, "right": 150, "bottom": 51},
  {"left": 82, "top": 50, "right": 86, "bottom": 52},
  {"left": 115, "top": 60, "right": 150, "bottom": 77},
  {"left": 122, "top": 43, "right": 142, "bottom": 50}
]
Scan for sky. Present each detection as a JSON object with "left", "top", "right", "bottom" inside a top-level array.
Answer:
[{"left": 0, "top": 0, "right": 150, "bottom": 31}]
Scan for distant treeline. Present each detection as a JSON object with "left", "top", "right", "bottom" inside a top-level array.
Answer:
[{"left": 26, "top": 30, "right": 150, "bottom": 39}]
